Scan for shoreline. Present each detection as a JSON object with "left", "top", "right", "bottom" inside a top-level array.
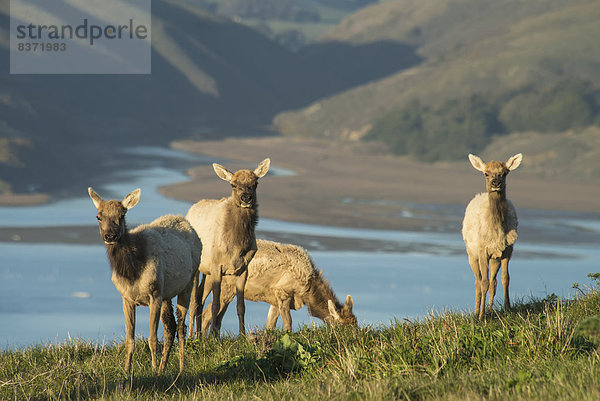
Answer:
[
  {"left": 2, "top": 135, "right": 600, "bottom": 248},
  {"left": 2, "top": 136, "right": 600, "bottom": 245},
  {"left": 161, "top": 136, "right": 600, "bottom": 231}
]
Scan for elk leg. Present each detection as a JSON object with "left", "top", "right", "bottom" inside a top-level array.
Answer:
[
  {"left": 200, "top": 275, "right": 216, "bottom": 336},
  {"left": 201, "top": 290, "right": 234, "bottom": 334},
  {"left": 279, "top": 298, "right": 293, "bottom": 331},
  {"left": 176, "top": 288, "right": 191, "bottom": 373},
  {"left": 478, "top": 255, "right": 490, "bottom": 321},
  {"left": 215, "top": 300, "right": 230, "bottom": 333},
  {"left": 468, "top": 254, "right": 482, "bottom": 316},
  {"left": 187, "top": 271, "right": 199, "bottom": 340},
  {"left": 158, "top": 300, "right": 176, "bottom": 375},
  {"left": 235, "top": 269, "right": 248, "bottom": 335},
  {"left": 489, "top": 258, "right": 501, "bottom": 312},
  {"left": 122, "top": 299, "right": 136, "bottom": 375},
  {"left": 210, "top": 270, "right": 222, "bottom": 337},
  {"left": 215, "top": 279, "right": 236, "bottom": 333},
  {"left": 201, "top": 301, "right": 213, "bottom": 335},
  {"left": 501, "top": 253, "right": 512, "bottom": 310},
  {"left": 148, "top": 296, "right": 161, "bottom": 373},
  {"left": 195, "top": 273, "right": 209, "bottom": 338},
  {"left": 266, "top": 305, "right": 279, "bottom": 329}
]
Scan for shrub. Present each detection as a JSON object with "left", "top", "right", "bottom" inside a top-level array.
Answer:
[
  {"left": 499, "top": 83, "right": 595, "bottom": 133},
  {"left": 365, "top": 96, "right": 501, "bottom": 161}
]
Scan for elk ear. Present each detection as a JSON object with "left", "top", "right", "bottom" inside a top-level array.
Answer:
[
  {"left": 122, "top": 188, "right": 141, "bottom": 210},
  {"left": 213, "top": 163, "right": 233, "bottom": 182},
  {"left": 506, "top": 153, "right": 523, "bottom": 171},
  {"left": 468, "top": 154, "right": 486, "bottom": 172},
  {"left": 344, "top": 295, "right": 354, "bottom": 312},
  {"left": 254, "top": 158, "right": 270, "bottom": 178},
  {"left": 88, "top": 187, "right": 103, "bottom": 210},
  {"left": 328, "top": 299, "right": 341, "bottom": 321}
]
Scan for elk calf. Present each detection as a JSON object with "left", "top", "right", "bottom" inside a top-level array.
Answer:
[
  {"left": 202, "top": 239, "right": 357, "bottom": 332},
  {"left": 186, "top": 159, "right": 270, "bottom": 337},
  {"left": 89, "top": 188, "right": 200, "bottom": 374},
  {"left": 461, "top": 154, "right": 522, "bottom": 320}
]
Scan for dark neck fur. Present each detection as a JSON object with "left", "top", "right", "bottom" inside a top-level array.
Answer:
[
  {"left": 488, "top": 191, "right": 509, "bottom": 232},
  {"left": 105, "top": 226, "right": 146, "bottom": 283},
  {"left": 305, "top": 271, "right": 340, "bottom": 322},
  {"left": 223, "top": 199, "right": 258, "bottom": 249}
]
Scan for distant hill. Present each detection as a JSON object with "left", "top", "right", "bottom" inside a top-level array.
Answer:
[
  {"left": 0, "top": 0, "right": 344, "bottom": 197},
  {"left": 273, "top": 0, "right": 600, "bottom": 164},
  {"left": 186, "top": 0, "right": 377, "bottom": 49},
  {"left": 0, "top": 0, "right": 428, "bottom": 199}
]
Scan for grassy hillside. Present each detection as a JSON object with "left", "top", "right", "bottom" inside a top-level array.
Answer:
[
  {"left": 273, "top": 0, "right": 600, "bottom": 166},
  {"left": 1, "top": 278, "right": 599, "bottom": 400}
]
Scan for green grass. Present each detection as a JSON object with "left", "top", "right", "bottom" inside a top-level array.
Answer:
[{"left": 2, "top": 289, "right": 600, "bottom": 400}]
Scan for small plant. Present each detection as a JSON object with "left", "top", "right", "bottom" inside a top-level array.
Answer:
[
  {"left": 574, "top": 316, "right": 600, "bottom": 346},
  {"left": 588, "top": 273, "right": 600, "bottom": 288},
  {"left": 215, "top": 333, "right": 319, "bottom": 379}
]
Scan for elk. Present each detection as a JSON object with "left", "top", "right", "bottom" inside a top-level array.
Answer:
[
  {"left": 186, "top": 159, "right": 270, "bottom": 337},
  {"left": 461, "top": 153, "right": 522, "bottom": 320},
  {"left": 201, "top": 239, "right": 357, "bottom": 332},
  {"left": 88, "top": 187, "right": 200, "bottom": 374}
]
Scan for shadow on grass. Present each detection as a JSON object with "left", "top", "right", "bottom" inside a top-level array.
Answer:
[{"left": 76, "top": 331, "right": 316, "bottom": 397}]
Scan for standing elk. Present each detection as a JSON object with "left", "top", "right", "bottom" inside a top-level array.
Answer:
[
  {"left": 186, "top": 159, "right": 270, "bottom": 337},
  {"left": 88, "top": 187, "right": 200, "bottom": 374},
  {"left": 461, "top": 153, "right": 522, "bottom": 320},
  {"left": 202, "top": 239, "right": 357, "bottom": 332}
]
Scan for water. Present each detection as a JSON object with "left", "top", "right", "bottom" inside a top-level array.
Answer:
[{"left": 1, "top": 147, "right": 599, "bottom": 348}]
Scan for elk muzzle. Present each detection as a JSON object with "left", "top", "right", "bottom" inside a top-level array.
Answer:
[{"left": 240, "top": 193, "right": 253, "bottom": 207}]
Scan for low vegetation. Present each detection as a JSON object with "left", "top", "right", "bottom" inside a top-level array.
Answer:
[
  {"left": 366, "top": 82, "right": 600, "bottom": 161},
  {"left": 2, "top": 275, "right": 599, "bottom": 400},
  {"left": 365, "top": 96, "right": 501, "bottom": 162}
]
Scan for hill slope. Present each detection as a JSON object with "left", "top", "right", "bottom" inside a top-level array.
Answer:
[{"left": 273, "top": 0, "right": 600, "bottom": 163}]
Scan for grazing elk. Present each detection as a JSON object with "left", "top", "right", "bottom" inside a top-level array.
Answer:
[
  {"left": 461, "top": 153, "right": 522, "bottom": 320},
  {"left": 88, "top": 188, "right": 200, "bottom": 374},
  {"left": 201, "top": 239, "right": 357, "bottom": 332},
  {"left": 186, "top": 159, "right": 270, "bottom": 337}
]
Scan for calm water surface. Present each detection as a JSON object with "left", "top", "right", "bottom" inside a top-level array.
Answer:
[{"left": 1, "top": 148, "right": 599, "bottom": 348}]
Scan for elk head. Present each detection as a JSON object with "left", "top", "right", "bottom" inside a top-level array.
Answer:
[
  {"left": 88, "top": 187, "right": 140, "bottom": 245},
  {"left": 328, "top": 295, "right": 357, "bottom": 326},
  {"left": 468, "top": 153, "right": 522, "bottom": 194},
  {"left": 213, "top": 158, "right": 270, "bottom": 208}
]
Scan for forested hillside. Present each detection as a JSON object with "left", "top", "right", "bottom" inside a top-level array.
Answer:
[{"left": 274, "top": 0, "right": 600, "bottom": 164}]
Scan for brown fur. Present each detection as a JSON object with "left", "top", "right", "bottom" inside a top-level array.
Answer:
[
  {"left": 305, "top": 271, "right": 342, "bottom": 322},
  {"left": 462, "top": 154, "right": 522, "bottom": 320},
  {"left": 201, "top": 240, "right": 357, "bottom": 331},
  {"left": 186, "top": 159, "right": 270, "bottom": 337}
]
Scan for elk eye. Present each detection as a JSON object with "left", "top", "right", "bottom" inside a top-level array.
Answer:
[{"left": 96, "top": 215, "right": 102, "bottom": 222}]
